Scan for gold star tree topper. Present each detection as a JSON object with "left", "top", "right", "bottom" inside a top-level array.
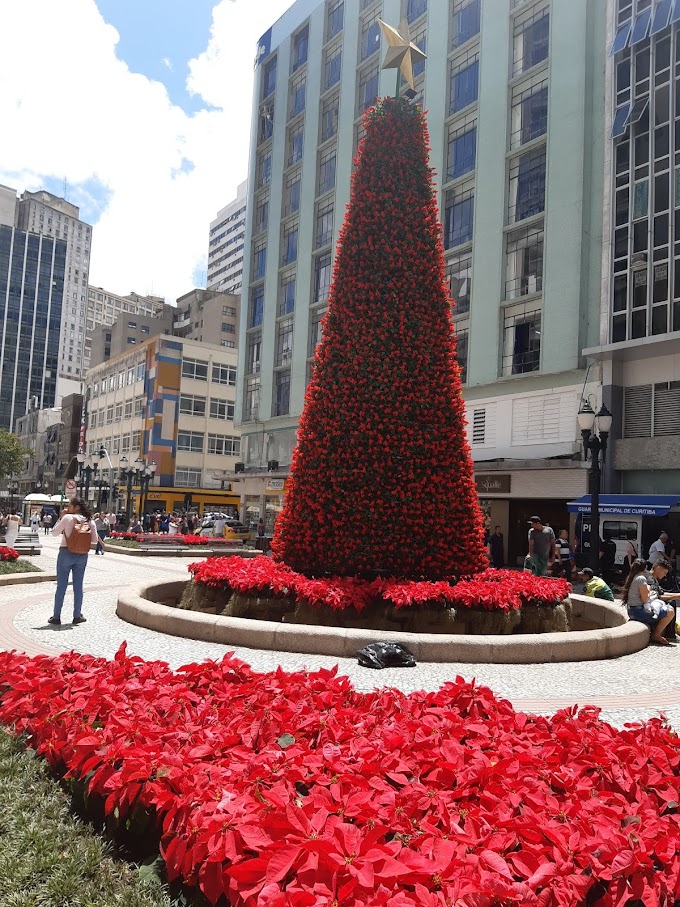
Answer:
[{"left": 378, "top": 3, "right": 427, "bottom": 93}]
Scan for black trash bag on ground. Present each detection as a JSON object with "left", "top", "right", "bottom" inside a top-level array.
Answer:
[{"left": 356, "top": 642, "right": 416, "bottom": 669}]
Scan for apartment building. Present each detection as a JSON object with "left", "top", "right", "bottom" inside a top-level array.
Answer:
[
  {"left": 207, "top": 180, "right": 247, "bottom": 295},
  {"left": 89, "top": 306, "right": 175, "bottom": 367},
  {"left": 85, "top": 287, "right": 167, "bottom": 370},
  {"left": 0, "top": 186, "right": 65, "bottom": 431},
  {"left": 235, "top": 0, "right": 607, "bottom": 556},
  {"left": 584, "top": 0, "right": 680, "bottom": 497},
  {"left": 14, "top": 189, "right": 92, "bottom": 396},
  {"left": 84, "top": 335, "right": 241, "bottom": 509}
]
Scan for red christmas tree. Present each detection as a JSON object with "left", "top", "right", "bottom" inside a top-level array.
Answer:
[{"left": 271, "top": 98, "right": 487, "bottom": 580}]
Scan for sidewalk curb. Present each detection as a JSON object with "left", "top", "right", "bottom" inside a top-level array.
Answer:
[{"left": 0, "top": 572, "right": 57, "bottom": 587}]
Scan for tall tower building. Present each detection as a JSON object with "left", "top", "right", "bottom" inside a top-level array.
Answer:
[
  {"left": 0, "top": 186, "right": 65, "bottom": 430},
  {"left": 15, "top": 189, "right": 93, "bottom": 396},
  {"left": 235, "top": 0, "right": 608, "bottom": 556},
  {"left": 207, "top": 180, "right": 247, "bottom": 295}
]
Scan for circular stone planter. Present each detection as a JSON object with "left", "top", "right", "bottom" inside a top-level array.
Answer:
[{"left": 116, "top": 582, "right": 650, "bottom": 664}]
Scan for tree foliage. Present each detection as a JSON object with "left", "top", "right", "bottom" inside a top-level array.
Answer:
[
  {"left": 272, "top": 98, "right": 487, "bottom": 580},
  {"left": 0, "top": 429, "right": 27, "bottom": 483}
]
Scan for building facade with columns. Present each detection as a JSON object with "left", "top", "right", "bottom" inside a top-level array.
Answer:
[{"left": 236, "top": 0, "right": 607, "bottom": 561}]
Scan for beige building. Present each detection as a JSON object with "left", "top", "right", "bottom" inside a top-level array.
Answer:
[
  {"left": 85, "top": 287, "right": 168, "bottom": 371},
  {"left": 171, "top": 287, "right": 241, "bottom": 349},
  {"left": 84, "top": 335, "right": 241, "bottom": 510},
  {"left": 89, "top": 306, "right": 175, "bottom": 367}
]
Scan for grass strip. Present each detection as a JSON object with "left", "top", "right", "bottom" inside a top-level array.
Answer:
[{"left": 0, "top": 561, "right": 42, "bottom": 575}]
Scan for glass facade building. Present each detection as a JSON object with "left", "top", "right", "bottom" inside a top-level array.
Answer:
[{"left": 0, "top": 225, "right": 65, "bottom": 430}]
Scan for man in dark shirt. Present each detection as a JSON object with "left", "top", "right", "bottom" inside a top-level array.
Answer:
[{"left": 488, "top": 526, "right": 504, "bottom": 568}]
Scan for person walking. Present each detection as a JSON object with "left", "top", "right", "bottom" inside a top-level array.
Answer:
[
  {"left": 648, "top": 532, "right": 669, "bottom": 567},
  {"left": 29, "top": 511, "right": 40, "bottom": 533},
  {"left": 527, "top": 516, "right": 556, "bottom": 577},
  {"left": 49, "top": 497, "right": 98, "bottom": 626},
  {"left": 488, "top": 526, "right": 504, "bottom": 568},
  {"left": 2, "top": 509, "right": 21, "bottom": 548},
  {"left": 94, "top": 512, "right": 109, "bottom": 554},
  {"left": 42, "top": 512, "right": 53, "bottom": 535}
]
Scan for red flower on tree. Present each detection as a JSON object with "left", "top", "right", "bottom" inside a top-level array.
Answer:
[{"left": 272, "top": 97, "right": 486, "bottom": 580}]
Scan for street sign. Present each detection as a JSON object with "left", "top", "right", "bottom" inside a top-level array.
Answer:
[{"left": 65, "top": 479, "right": 77, "bottom": 496}]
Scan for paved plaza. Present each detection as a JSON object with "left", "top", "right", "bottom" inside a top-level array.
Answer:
[{"left": 3, "top": 535, "right": 680, "bottom": 728}]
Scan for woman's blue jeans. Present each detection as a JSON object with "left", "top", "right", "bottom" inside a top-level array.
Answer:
[{"left": 53, "top": 549, "right": 88, "bottom": 621}]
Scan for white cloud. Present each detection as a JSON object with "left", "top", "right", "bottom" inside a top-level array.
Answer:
[
  {"left": 0, "top": 0, "right": 291, "bottom": 301},
  {"left": 162, "top": 57, "right": 173, "bottom": 71}
]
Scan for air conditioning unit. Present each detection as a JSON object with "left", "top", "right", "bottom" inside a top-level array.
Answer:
[
  {"left": 267, "top": 459, "right": 279, "bottom": 472},
  {"left": 234, "top": 462, "right": 245, "bottom": 474}
]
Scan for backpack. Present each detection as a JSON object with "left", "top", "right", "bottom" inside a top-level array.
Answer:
[{"left": 66, "top": 516, "right": 93, "bottom": 554}]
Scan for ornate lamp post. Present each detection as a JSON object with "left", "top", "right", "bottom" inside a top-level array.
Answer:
[
  {"left": 577, "top": 400, "right": 613, "bottom": 575},
  {"left": 97, "top": 447, "right": 116, "bottom": 513},
  {"left": 119, "top": 455, "right": 143, "bottom": 523},
  {"left": 76, "top": 452, "right": 85, "bottom": 496},
  {"left": 7, "top": 477, "right": 19, "bottom": 510},
  {"left": 139, "top": 461, "right": 157, "bottom": 519}
]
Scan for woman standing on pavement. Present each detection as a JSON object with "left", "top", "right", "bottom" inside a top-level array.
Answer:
[{"left": 49, "top": 497, "right": 98, "bottom": 626}]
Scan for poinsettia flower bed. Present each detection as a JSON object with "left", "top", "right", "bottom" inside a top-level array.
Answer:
[
  {"left": 0, "top": 644, "right": 678, "bottom": 907},
  {"left": 0, "top": 547, "right": 19, "bottom": 561},
  {"left": 109, "top": 532, "right": 212, "bottom": 546},
  {"left": 188, "top": 556, "right": 570, "bottom": 613}
]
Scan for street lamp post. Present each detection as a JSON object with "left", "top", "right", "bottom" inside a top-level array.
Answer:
[
  {"left": 97, "top": 447, "right": 116, "bottom": 514},
  {"left": 577, "top": 400, "right": 614, "bottom": 575},
  {"left": 139, "top": 461, "right": 157, "bottom": 519},
  {"left": 119, "top": 455, "right": 143, "bottom": 523},
  {"left": 7, "top": 477, "right": 19, "bottom": 511}
]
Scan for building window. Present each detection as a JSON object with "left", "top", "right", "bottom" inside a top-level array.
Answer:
[
  {"left": 288, "top": 122, "right": 304, "bottom": 165},
  {"left": 273, "top": 369, "right": 291, "bottom": 417},
  {"left": 508, "top": 147, "right": 546, "bottom": 224},
  {"left": 357, "top": 65, "right": 379, "bottom": 115},
  {"left": 121, "top": 434, "right": 130, "bottom": 453},
  {"left": 124, "top": 401, "right": 132, "bottom": 418},
  {"left": 451, "top": 0, "right": 480, "bottom": 50},
  {"left": 98, "top": 410, "right": 105, "bottom": 427},
  {"left": 221, "top": 322, "right": 235, "bottom": 334},
  {"left": 320, "top": 92, "right": 340, "bottom": 142},
  {"left": 292, "top": 24, "right": 309, "bottom": 70},
  {"left": 275, "top": 318, "right": 294, "bottom": 367},
  {"left": 449, "top": 54, "right": 479, "bottom": 114},
  {"left": 410, "top": 25, "right": 426, "bottom": 80},
  {"left": 361, "top": 11, "right": 381, "bottom": 61},
  {"left": 210, "top": 398, "right": 235, "bottom": 421},
  {"left": 290, "top": 72, "right": 306, "bottom": 118},
  {"left": 175, "top": 467, "right": 202, "bottom": 487},
  {"left": 446, "top": 119, "right": 476, "bottom": 181},
  {"left": 106, "top": 406, "right": 114, "bottom": 424},
  {"left": 455, "top": 327, "right": 469, "bottom": 383},
  {"left": 115, "top": 403, "right": 123, "bottom": 421},
  {"left": 134, "top": 397, "right": 144, "bottom": 416},
  {"left": 513, "top": 5, "right": 549, "bottom": 77},
  {"left": 250, "top": 285, "right": 264, "bottom": 328},
  {"left": 309, "top": 307, "right": 326, "bottom": 356},
  {"left": 262, "top": 57, "right": 277, "bottom": 98},
  {"left": 113, "top": 438, "right": 120, "bottom": 455},
  {"left": 257, "top": 151, "right": 272, "bottom": 187},
  {"left": 127, "top": 367, "right": 134, "bottom": 385},
  {"left": 244, "top": 376, "right": 261, "bottom": 420},
  {"left": 246, "top": 331, "right": 262, "bottom": 374},
  {"left": 137, "top": 362, "right": 145, "bottom": 381},
  {"left": 284, "top": 171, "right": 301, "bottom": 216},
  {"left": 327, "top": 1, "right": 344, "bottom": 41},
  {"left": 180, "top": 394, "right": 207, "bottom": 417},
  {"left": 212, "top": 363, "right": 237, "bottom": 386},
  {"left": 279, "top": 271, "right": 296, "bottom": 316},
  {"left": 444, "top": 184, "right": 474, "bottom": 249},
  {"left": 127, "top": 337, "right": 136, "bottom": 344},
  {"left": 446, "top": 252, "right": 472, "bottom": 316},
  {"left": 177, "top": 430, "right": 204, "bottom": 453},
  {"left": 324, "top": 43, "right": 342, "bottom": 90},
  {"left": 252, "top": 241, "right": 267, "bottom": 280},
  {"left": 623, "top": 382, "right": 680, "bottom": 438},
  {"left": 318, "top": 147, "right": 337, "bottom": 194},
  {"left": 207, "top": 434, "right": 240, "bottom": 456},
  {"left": 181, "top": 358, "right": 208, "bottom": 381},
  {"left": 222, "top": 305, "right": 237, "bottom": 317},
  {"left": 314, "top": 252, "right": 333, "bottom": 302},
  {"left": 407, "top": 0, "right": 427, "bottom": 21},
  {"left": 510, "top": 76, "right": 548, "bottom": 149},
  {"left": 505, "top": 224, "right": 544, "bottom": 300},
  {"left": 132, "top": 430, "right": 140, "bottom": 450},
  {"left": 282, "top": 223, "right": 299, "bottom": 265},
  {"left": 316, "top": 199, "right": 334, "bottom": 248},
  {"left": 502, "top": 306, "right": 541, "bottom": 375},
  {"left": 254, "top": 192, "right": 269, "bottom": 233},
  {"left": 221, "top": 340, "right": 236, "bottom": 348}
]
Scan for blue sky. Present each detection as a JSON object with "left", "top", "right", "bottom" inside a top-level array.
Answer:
[{"left": 96, "top": 0, "right": 218, "bottom": 114}]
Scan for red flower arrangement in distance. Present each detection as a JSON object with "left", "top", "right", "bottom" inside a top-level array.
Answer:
[
  {"left": 1, "top": 644, "right": 680, "bottom": 907},
  {"left": 271, "top": 97, "right": 487, "bottom": 581},
  {"left": 0, "top": 547, "right": 19, "bottom": 562}
]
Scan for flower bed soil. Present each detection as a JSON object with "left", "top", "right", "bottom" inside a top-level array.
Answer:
[
  {"left": 1, "top": 644, "right": 680, "bottom": 907},
  {"left": 181, "top": 557, "right": 572, "bottom": 635}
]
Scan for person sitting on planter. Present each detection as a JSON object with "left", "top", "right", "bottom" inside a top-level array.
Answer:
[
  {"left": 578, "top": 567, "right": 615, "bottom": 602},
  {"left": 621, "top": 557, "right": 680, "bottom": 646}
]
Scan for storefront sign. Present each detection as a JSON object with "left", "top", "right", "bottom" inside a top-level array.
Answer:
[
  {"left": 265, "top": 479, "right": 285, "bottom": 493},
  {"left": 148, "top": 492, "right": 163, "bottom": 500},
  {"left": 475, "top": 474, "right": 511, "bottom": 494}
]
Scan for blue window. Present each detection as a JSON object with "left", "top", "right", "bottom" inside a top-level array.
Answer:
[
  {"left": 652, "top": 0, "right": 673, "bottom": 34},
  {"left": 413, "top": 35, "right": 426, "bottom": 78},
  {"left": 280, "top": 278, "right": 295, "bottom": 315},
  {"left": 326, "top": 51, "right": 341, "bottom": 89},
  {"left": 249, "top": 287, "right": 264, "bottom": 328},
  {"left": 262, "top": 58, "right": 277, "bottom": 98},
  {"left": 520, "top": 86, "right": 548, "bottom": 144},
  {"left": 407, "top": 0, "right": 427, "bottom": 22},
  {"left": 362, "top": 21, "right": 380, "bottom": 60},
  {"left": 283, "top": 228, "right": 298, "bottom": 265},
  {"left": 293, "top": 26, "right": 308, "bottom": 70},
  {"left": 328, "top": 2, "right": 343, "bottom": 40},
  {"left": 274, "top": 370, "right": 291, "bottom": 417},
  {"left": 450, "top": 60, "right": 478, "bottom": 114},
  {"left": 630, "top": 9, "right": 652, "bottom": 46},
  {"left": 445, "top": 196, "right": 474, "bottom": 248},
  {"left": 517, "top": 12, "right": 549, "bottom": 73},
  {"left": 291, "top": 81, "right": 305, "bottom": 116},
  {"left": 611, "top": 103, "right": 631, "bottom": 138},
  {"left": 359, "top": 69, "right": 379, "bottom": 113},
  {"left": 511, "top": 149, "right": 546, "bottom": 222},
  {"left": 609, "top": 21, "right": 632, "bottom": 55},
  {"left": 253, "top": 246, "right": 266, "bottom": 279},
  {"left": 447, "top": 127, "right": 476, "bottom": 180},
  {"left": 451, "top": 0, "right": 480, "bottom": 50}
]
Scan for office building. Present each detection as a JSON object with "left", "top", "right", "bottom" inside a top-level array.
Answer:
[
  {"left": 15, "top": 189, "right": 93, "bottom": 395},
  {"left": 84, "top": 335, "right": 241, "bottom": 511},
  {"left": 207, "top": 180, "right": 247, "bottom": 295},
  {"left": 584, "top": 0, "right": 680, "bottom": 496},
  {"left": 89, "top": 306, "right": 175, "bottom": 367},
  {"left": 235, "top": 0, "right": 607, "bottom": 555},
  {"left": 171, "top": 288, "right": 240, "bottom": 347},
  {"left": 85, "top": 287, "right": 167, "bottom": 371},
  {"left": 0, "top": 186, "right": 65, "bottom": 431}
]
